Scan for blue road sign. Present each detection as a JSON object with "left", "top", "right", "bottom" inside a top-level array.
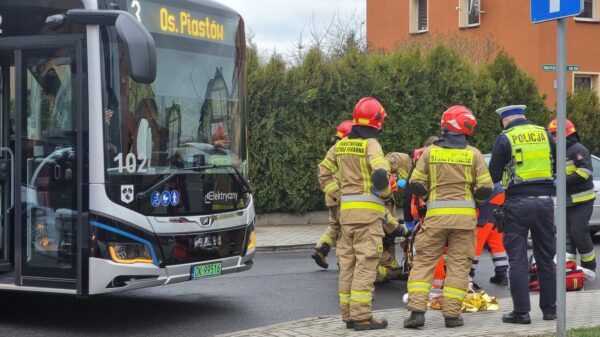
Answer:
[
  {"left": 171, "top": 190, "right": 180, "bottom": 206},
  {"left": 161, "top": 191, "right": 171, "bottom": 207},
  {"left": 531, "top": 0, "right": 582, "bottom": 23},
  {"left": 151, "top": 191, "right": 161, "bottom": 208}
]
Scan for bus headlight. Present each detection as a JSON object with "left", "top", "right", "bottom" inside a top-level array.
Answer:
[
  {"left": 108, "top": 242, "right": 153, "bottom": 264},
  {"left": 247, "top": 230, "right": 255, "bottom": 252}
]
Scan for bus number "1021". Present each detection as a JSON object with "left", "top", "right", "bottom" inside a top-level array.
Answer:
[{"left": 114, "top": 152, "right": 149, "bottom": 173}]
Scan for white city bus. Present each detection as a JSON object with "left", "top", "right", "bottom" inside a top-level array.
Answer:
[{"left": 0, "top": 0, "right": 255, "bottom": 295}]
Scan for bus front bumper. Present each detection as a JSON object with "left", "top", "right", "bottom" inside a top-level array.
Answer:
[{"left": 88, "top": 250, "right": 255, "bottom": 295}]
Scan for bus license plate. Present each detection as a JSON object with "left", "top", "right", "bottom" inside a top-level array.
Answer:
[{"left": 191, "top": 262, "right": 222, "bottom": 279}]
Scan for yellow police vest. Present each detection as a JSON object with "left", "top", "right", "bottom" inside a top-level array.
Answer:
[{"left": 502, "top": 124, "right": 553, "bottom": 187}]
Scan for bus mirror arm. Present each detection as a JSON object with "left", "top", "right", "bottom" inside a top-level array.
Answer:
[{"left": 65, "top": 9, "right": 157, "bottom": 84}]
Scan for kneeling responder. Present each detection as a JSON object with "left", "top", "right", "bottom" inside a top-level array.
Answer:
[
  {"left": 471, "top": 182, "right": 508, "bottom": 286},
  {"left": 548, "top": 119, "right": 596, "bottom": 279},
  {"left": 404, "top": 106, "right": 493, "bottom": 329},
  {"left": 318, "top": 97, "right": 391, "bottom": 331},
  {"left": 312, "top": 120, "right": 353, "bottom": 269},
  {"left": 376, "top": 152, "right": 411, "bottom": 283}
]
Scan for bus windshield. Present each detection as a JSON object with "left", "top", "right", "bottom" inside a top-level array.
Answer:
[{"left": 101, "top": 0, "right": 248, "bottom": 215}]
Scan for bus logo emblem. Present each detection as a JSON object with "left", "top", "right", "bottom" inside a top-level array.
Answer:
[
  {"left": 121, "top": 185, "right": 134, "bottom": 204},
  {"left": 200, "top": 217, "right": 213, "bottom": 228}
]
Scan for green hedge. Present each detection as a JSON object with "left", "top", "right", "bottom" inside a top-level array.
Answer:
[
  {"left": 566, "top": 90, "right": 600, "bottom": 155},
  {"left": 247, "top": 44, "right": 550, "bottom": 213}
]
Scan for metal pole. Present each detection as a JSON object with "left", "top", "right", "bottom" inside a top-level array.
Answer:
[{"left": 556, "top": 17, "right": 567, "bottom": 337}]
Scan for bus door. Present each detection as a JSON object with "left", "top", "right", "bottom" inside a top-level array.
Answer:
[{"left": 0, "top": 35, "right": 84, "bottom": 291}]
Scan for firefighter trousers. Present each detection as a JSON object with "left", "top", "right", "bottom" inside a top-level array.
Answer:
[
  {"left": 471, "top": 223, "right": 508, "bottom": 277},
  {"left": 407, "top": 226, "right": 475, "bottom": 318},
  {"left": 337, "top": 220, "right": 384, "bottom": 321},
  {"left": 567, "top": 202, "right": 596, "bottom": 271},
  {"left": 315, "top": 206, "right": 340, "bottom": 250}
]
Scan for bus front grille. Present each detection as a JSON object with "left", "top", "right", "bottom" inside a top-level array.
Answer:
[{"left": 157, "top": 226, "right": 246, "bottom": 265}]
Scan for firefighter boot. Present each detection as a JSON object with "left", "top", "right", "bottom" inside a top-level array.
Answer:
[
  {"left": 353, "top": 317, "right": 388, "bottom": 331},
  {"left": 403, "top": 311, "right": 425, "bottom": 329},
  {"left": 490, "top": 272, "right": 509, "bottom": 285},
  {"left": 311, "top": 244, "right": 330, "bottom": 269},
  {"left": 444, "top": 316, "right": 464, "bottom": 328},
  {"left": 581, "top": 258, "right": 596, "bottom": 281}
]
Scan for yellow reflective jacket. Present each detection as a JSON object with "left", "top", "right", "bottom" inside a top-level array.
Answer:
[
  {"left": 409, "top": 144, "right": 493, "bottom": 230},
  {"left": 318, "top": 138, "right": 390, "bottom": 225}
]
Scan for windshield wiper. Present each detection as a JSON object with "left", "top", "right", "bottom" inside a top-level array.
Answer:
[{"left": 134, "top": 164, "right": 252, "bottom": 202}]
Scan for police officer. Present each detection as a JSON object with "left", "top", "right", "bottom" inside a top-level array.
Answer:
[
  {"left": 318, "top": 97, "right": 391, "bottom": 331},
  {"left": 404, "top": 106, "right": 493, "bottom": 329},
  {"left": 489, "top": 105, "right": 556, "bottom": 324},
  {"left": 547, "top": 119, "right": 596, "bottom": 279},
  {"left": 312, "top": 120, "right": 353, "bottom": 269}
]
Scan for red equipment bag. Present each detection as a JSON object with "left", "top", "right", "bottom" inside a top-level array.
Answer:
[{"left": 529, "top": 259, "right": 584, "bottom": 291}]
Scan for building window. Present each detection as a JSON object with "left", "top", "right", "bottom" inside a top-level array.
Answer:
[
  {"left": 459, "top": 0, "right": 481, "bottom": 28},
  {"left": 573, "top": 73, "right": 600, "bottom": 94},
  {"left": 410, "top": 0, "right": 428, "bottom": 34},
  {"left": 576, "top": 0, "right": 599, "bottom": 21}
]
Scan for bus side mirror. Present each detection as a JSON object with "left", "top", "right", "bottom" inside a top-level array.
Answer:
[{"left": 64, "top": 9, "right": 157, "bottom": 84}]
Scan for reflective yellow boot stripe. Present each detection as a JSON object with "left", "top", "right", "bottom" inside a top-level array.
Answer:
[
  {"left": 407, "top": 281, "right": 431, "bottom": 293},
  {"left": 318, "top": 233, "right": 335, "bottom": 247},
  {"left": 443, "top": 286, "right": 467, "bottom": 300},
  {"left": 339, "top": 293, "right": 350, "bottom": 304},
  {"left": 581, "top": 251, "right": 596, "bottom": 263},
  {"left": 350, "top": 290, "right": 373, "bottom": 303}
]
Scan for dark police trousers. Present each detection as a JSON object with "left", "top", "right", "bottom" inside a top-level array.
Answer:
[{"left": 503, "top": 196, "right": 556, "bottom": 315}]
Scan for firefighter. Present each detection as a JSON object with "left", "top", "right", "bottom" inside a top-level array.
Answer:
[
  {"left": 376, "top": 152, "right": 411, "bottom": 283},
  {"left": 547, "top": 119, "right": 596, "bottom": 280},
  {"left": 312, "top": 120, "right": 354, "bottom": 269},
  {"left": 489, "top": 105, "right": 556, "bottom": 324},
  {"left": 318, "top": 97, "right": 391, "bottom": 331},
  {"left": 404, "top": 106, "right": 493, "bottom": 329},
  {"left": 471, "top": 182, "right": 508, "bottom": 285}
]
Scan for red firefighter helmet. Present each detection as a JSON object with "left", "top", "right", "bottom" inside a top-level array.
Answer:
[
  {"left": 440, "top": 105, "right": 478, "bottom": 136},
  {"left": 352, "top": 97, "right": 387, "bottom": 130},
  {"left": 547, "top": 118, "right": 577, "bottom": 137},
  {"left": 336, "top": 120, "right": 353, "bottom": 139},
  {"left": 413, "top": 147, "right": 425, "bottom": 161}
]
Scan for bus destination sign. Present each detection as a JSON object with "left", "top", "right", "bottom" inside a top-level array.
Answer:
[{"left": 128, "top": 0, "right": 236, "bottom": 45}]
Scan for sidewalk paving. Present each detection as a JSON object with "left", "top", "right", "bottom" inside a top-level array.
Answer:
[
  {"left": 217, "top": 289, "right": 600, "bottom": 337},
  {"left": 255, "top": 224, "right": 326, "bottom": 251}
]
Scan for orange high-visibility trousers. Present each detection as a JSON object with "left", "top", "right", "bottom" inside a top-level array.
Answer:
[
  {"left": 432, "top": 251, "right": 447, "bottom": 290},
  {"left": 470, "top": 222, "right": 508, "bottom": 276}
]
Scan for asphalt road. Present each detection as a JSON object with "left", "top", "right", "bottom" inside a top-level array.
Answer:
[{"left": 0, "top": 236, "right": 599, "bottom": 337}]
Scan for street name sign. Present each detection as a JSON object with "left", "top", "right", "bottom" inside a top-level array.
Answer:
[
  {"left": 531, "top": 0, "right": 583, "bottom": 23},
  {"left": 541, "top": 64, "right": 579, "bottom": 71}
]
